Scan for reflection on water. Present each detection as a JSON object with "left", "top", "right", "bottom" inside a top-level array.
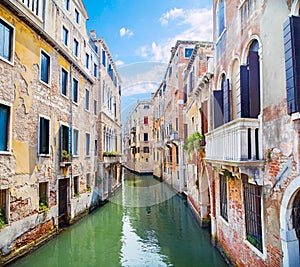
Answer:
[{"left": 10, "top": 168, "right": 227, "bottom": 267}]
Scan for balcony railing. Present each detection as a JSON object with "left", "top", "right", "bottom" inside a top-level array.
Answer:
[{"left": 205, "top": 118, "right": 261, "bottom": 162}]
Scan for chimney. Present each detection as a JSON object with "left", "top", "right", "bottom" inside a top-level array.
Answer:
[{"left": 90, "top": 30, "right": 96, "bottom": 39}]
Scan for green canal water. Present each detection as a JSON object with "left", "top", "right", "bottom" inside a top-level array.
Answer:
[{"left": 10, "top": 169, "right": 228, "bottom": 267}]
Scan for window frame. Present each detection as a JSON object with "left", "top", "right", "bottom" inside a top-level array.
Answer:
[
  {"left": 73, "top": 38, "right": 79, "bottom": 58},
  {"left": 74, "top": 8, "right": 80, "bottom": 24},
  {"left": 72, "top": 78, "right": 79, "bottom": 103},
  {"left": 62, "top": 25, "right": 69, "bottom": 47},
  {"left": 242, "top": 175, "right": 263, "bottom": 252},
  {"left": 73, "top": 128, "right": 79, "bottom": 156},
  {"left": 85, "top": 53, "right": 90, "bottom": 69},
  {"left": 85, "top": 88, "right": 90, "bottom": 111},
  {"left": 0, "top": 17, "right": 15, "bottom": 64},
  {"left": 85, "top": 133, "right": 90, "bottom": 156},
  {"left": 38, "top": 182, "right": 48, "bottom": 210},
  {"left": 38, "top": 116, "right": 50, "bottom": 156},
  {"left": 61, "top": 67, "right": 68, "bottom": 97},
  {"left": 0, "top": 101, "right": 12, "bottom": 154},
  {"left": 40, "top": 49, "right": 51, "bottom": 86},
  {"left": 219, "top": 174, "right": 228, "bottom": 221},
  {"left": 65, "top": 0, "right": 70, "bottom": 11},
  {"left": 144, "top": 133, "right": 148, "bottom": 142}
]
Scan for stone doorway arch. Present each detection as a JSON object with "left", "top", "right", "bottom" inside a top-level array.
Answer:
[{"left": 280, "top": 177, "right": 300, "bottom": 266}]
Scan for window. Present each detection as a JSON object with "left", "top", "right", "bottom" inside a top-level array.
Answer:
[
  {"left": 0, "top": 18, "right": 13, "bottom": 62},
  {"left": 60, "top": 125, "right": 69, "bottom": 158},
  {"left": 86, "top": 133, "right": 90, "bottom": 156},
  {"left": 217, "top": 0, "right": 225, "bottom": 36},
  {"left": 75, "top": 9, "right": 80, "bottom": 24},
  {"left": 184, "top": 48, "right": 193, "bottom": 58},
  {"left": 74, "top": 176, "right": 79, "bottom": 196},
  {"left": 240, "top": 40, "right": 260, "bottom": 118},
  {"left": 73, "top": 129, "right": 78, "bottom": 155},
  {"left": 40, "top": 50, "right": 50, "bottom": 84},
  {"left": 39, "top": 182, "right": 48, "bottom": 209},
  {"left": 62, "top": 26, "right": 69, "bottom": 46},
  {"left": 143, "top": 147, "right": 149, "bottom": 153},
  {"left": 94, "top": 100, "right": 97, "bottom": 115},
  {"left": 85, "top": 53, "right": 89, "bottom": 69},
  {"left": 144, "top": 133, "right": 148, "bottom": 142},
  {"left": 39, "top": 117, "right": 50, "bottom": 155},
  {"left": 144, "top": 116, "right": 148, "bottom": 124},
  {"left": 93, "top": 63, "right": 97, "bottom": 77},
  {"left": 102, "top": 50, "right": 106, "bottom": 67},
  {"left": 242, "top": 175, "right": 263, "bottom": 252},
  {"left": 0, "top": 104, "right": 10, "bottom": 152},
  {"left": 73, "top": 78, "right": 78, "bottom": 103},
  {"left": 94, "top": 140, "right": 97, "bottom": 156},
  {"left": 0, "top": 189, "right": 8, "bottom": 225},
  {"left": 144, "top": 105, "right": 149, "bottom": 109},
  {"left": 219, "top": 174, "right": 228, "bottom": 221},
  {"left": 65, "top": 0, "right": 70, "bottom": 11},
  {"left": 73, "top": 39, "right": 79, "bottom": 57},
  {"left": 86, "top": 173, "right": 91, "bottom": 190},
  {"left": 85, "top": 89, "right": 89, "bottom": 110},
  {"left": 61, "top": 68, "right": 68, "bottom": 96},
  {"left": 284, "top": 16, "right": 300, "bottom": 114}
]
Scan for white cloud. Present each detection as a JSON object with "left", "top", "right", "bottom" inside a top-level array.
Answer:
[
  {"left": 120, "top": 27, "right": 134, "bottom": 38},
  {"left": 138, "top": 7, "right": 213, "bottom": 62},
  {"left": 159, "top": 8, "right": 184, "bottom": 25},
  {"left": 115, "top": 60, "right": 125, "bottom": 66}
]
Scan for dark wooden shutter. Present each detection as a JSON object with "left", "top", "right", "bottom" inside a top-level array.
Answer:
[
  {"left": 283, "top": 16, "right": 300, "bottom": 114},
  {"left": 248, "top": 51, "right": 260, "bottom": 118},
  {"left": 240, "top": 65, "right": 250, "bottom": 118},
  {"left": 201, "top": 101, "right": 208, "bottom": 135},
  {"left": 213, "top": 90, "right": 224, "bottom": 128},
  {"left": 0, "top": 105, "right": 8, "bottom": 151},
  {"left": 223, "top": 78, "right": 230, "bottom": 123}
]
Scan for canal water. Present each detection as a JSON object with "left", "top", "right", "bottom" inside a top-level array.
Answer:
[{"left": 10, "top": 169, "right": 227, "bottom": 267}]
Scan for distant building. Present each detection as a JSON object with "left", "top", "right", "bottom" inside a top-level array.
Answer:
[
  {"left": 0, "top": 0, "right": 121, "bottom": 264},
  {"left": 123, "top": 100, "right": 153, "bottom": 173}
]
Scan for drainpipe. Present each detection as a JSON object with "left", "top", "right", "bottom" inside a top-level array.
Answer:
[{"left": 69, "top": 65, "right": 73, "bottom": 196}]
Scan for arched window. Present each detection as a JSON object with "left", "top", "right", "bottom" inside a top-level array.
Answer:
[{"left": 240, "top": 40, "right": 261, "bottom": 118}]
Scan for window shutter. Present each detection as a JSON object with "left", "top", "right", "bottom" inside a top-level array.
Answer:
[
  {"left": 223, "top": 78, "right": 230, "bottom": 123},
  {"left": 283, "top": 16, "right": 300, "bottom": 114},
  {"left": 240, "top": 65, "right": 250, "bottom": 118},
  {"left": 0, "top": 105, "right": 8, "bottom": 151},
  {"left": 248, "top": 51, "right": 260, "bottom": 118},
  {"left": 213, "top": 90, "right": 224, "bottom": 128},
  {"left": 39, "top": 118, "right": 44, "bottom": 154}
]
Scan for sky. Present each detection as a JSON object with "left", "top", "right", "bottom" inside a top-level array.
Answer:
[
  {"left": 83, "top": 0, "right": 213, "bottom": 120},
  {"left": 84, "top": 0, "right": 213, "bottom": 66}
]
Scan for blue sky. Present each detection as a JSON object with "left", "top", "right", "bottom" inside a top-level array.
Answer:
[{"left": 83, "top": 0, "right": 213, "bottom": 66}]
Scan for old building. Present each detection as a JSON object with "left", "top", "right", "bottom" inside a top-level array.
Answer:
[
  {"left": 152, "top": 41, "right": 198, "bottom": 192},
  {"left": 0, "top": 0, "right": 121, "bottom": 264},
  {"left": 124, "top": 100, "right": 153, "bottom": 174},
  {"left": 203, "top": 0, "right": 300, "bottom": 266},
  {"left": 182, "top": 42, "right": 213, "bottom": 226}
]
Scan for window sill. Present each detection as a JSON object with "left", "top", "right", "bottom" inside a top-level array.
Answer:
[
  {"left": 243, "top": 239, "right": 266, "bottom": 260},
  {"left": 0, "top": 151, "right": 12, "bottom": 156},
  {"left": 38, "top": 154, "right": 50, "bottom": 157},
  {"left": 39, "top": 80, "right": 51, "bottom": 89},
  {"left": 61, "top": 93, "right": 69, "bottom": 100},
  {"left": 0, "top": 56, "right": 14, "bottom": 66},
  {"left": 218, "top": 215, "right": 229, "bottom": 226}
]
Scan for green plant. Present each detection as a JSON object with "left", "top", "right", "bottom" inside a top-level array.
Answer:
[
  {"left": 103, "top": 151, "right": 122, "bottom": 156},
  {"left": 184, "top": 131, "right": 203, "bottom": 157},
  {"left": 62, "top": 150, "right": 70, "bottom": 161},
  {"left": 0, "top": 208, "right": 6, "bottom": 229},
  {"left": 222, "top": 169, "right": 233, "bottom": 179},
  {"left": 86, "top": 185, "right": 91, "bottom": 192},
  {"left": 195, "top": 178, "right": 199, "bottom": 189},
  {"left": 39, "top": 200, "right": 49, "bottom": 213},
  {"left": 74, "top": 192, "right": 80, "bottom": 198}
]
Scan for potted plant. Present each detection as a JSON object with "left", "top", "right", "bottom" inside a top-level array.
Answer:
[{"left": 62, "top": 150, "right": 70, "bottom": 162}]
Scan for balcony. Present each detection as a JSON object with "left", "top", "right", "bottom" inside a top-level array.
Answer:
[{"left": 205, "top": 118, "right": 262, "bottom": 164}]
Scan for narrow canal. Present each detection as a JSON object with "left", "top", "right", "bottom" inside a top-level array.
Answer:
[{"left": 10, "top": 169, "right": 227, "bottom": 267}]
